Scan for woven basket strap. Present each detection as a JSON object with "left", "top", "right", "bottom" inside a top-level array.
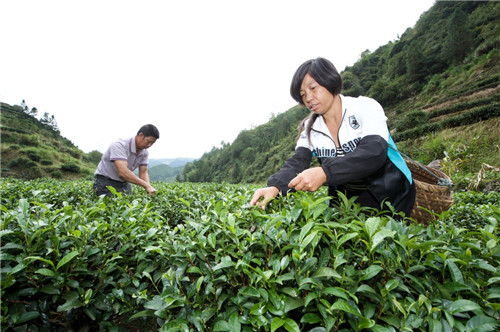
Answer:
[{"left": 390, "top": 147, "right": 453, "bottom": 189}]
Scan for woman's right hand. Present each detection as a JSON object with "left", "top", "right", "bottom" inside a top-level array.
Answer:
[{"left": 250, "top": 187, "right": 280, "bottom": 210}]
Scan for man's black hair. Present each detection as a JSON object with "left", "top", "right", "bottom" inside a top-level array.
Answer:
[{"left": 138, "top": 124, "right": 160, "bottom": 139}]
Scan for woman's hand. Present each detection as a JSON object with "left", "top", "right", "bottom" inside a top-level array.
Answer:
[
  {"left": 288, "top": 167, "right": 326, "bottom": 192},
  {"left": 250, "top": 187, "right": 280, "bottom": 209}
]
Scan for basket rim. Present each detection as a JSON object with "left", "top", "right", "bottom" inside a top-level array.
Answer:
[{"left": 404, "top": 158, "right": 452, "bottom": 186}]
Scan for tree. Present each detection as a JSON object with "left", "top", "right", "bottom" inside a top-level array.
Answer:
[
  {"left": 49, "top": 115, "right": 59, "bottom": 132},
  {"left": 443, "top": 8, "right": 473, "bottom": 65},
  {"left": 40, "top": 112, "right": 60, "bottom": 133},
  {"left": 84, "top": 150, "right": 103, "bottom": 165},
  {"left": 29, "top": 107, "right": 38, "bottom": 118},
  {"left": 20, "top": 99, "right": 28, "bottom": 113},
  {"left": 342, "top": 71, "right": 364, "bottom": 97},
  {"left": 406, "top": 40, "right": 428, "bottom": 84}
]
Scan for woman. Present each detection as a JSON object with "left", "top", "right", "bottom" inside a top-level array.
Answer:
[{"left": 250, "top": 57, "right": 415, "bottom": 216}]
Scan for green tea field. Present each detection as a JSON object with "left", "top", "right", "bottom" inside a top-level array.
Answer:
[{"left": 1, "top": 178, "right": 499, "bottom": 331}]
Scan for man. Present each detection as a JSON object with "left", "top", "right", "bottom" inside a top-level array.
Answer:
[{"left": 93, "top": 124, "right": 159, "bottom": 197}]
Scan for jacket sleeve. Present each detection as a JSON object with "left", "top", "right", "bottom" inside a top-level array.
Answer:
[
  {"left": 321, "top": 135, "right": 388, "bottom": 186},
  {"left": 267, "top": 147, "right": 312, "bottom": 195}
]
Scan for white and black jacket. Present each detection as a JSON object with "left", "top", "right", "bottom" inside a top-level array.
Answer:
[{"left": 268, "top": 95, "right": 416, "bottom": 216}]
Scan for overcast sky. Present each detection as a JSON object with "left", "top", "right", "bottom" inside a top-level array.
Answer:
[{"left": 1, "top": 0, "right": 435, "bottom": 160}]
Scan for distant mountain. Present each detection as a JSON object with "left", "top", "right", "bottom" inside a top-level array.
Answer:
[
  {"left": 146, "top": 158, "right": 196, "bottom": 182},
  {"left": 148, "top": 158, "right": 196, "bottom": 168},
  {"left": 148, "top": 163, "right": 185, "bottom": 182}
]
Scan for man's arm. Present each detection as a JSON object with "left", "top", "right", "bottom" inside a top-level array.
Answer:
[
  {"left": 138, "top": 165, "right": 151, "bottom": 183},
  {"left": 114, "top": 160, "right": 157, "bottom": 195}
]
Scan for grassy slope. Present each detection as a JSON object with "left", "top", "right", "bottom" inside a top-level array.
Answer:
[{"left": 1, "top": 103, "right": 97, "bottom": 180}]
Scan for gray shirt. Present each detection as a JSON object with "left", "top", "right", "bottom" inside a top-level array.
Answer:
[{"left": 95, "top": 137, "right": 149, "bottom": 181}]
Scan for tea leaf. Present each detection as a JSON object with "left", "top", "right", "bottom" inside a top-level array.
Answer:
[
  {"left": 361, "top": 265, "right": 384, "bottom": 281},
  {"left": 446, "top": 259, "right": 464, "bottom": 284},
  {"left": 144, "top": 295, "right": 167, "bottom": 311},
  {"left": 213, "top": 256, "right": 234, "bottom": 271},
  {"left": 449, "top": 299, "right": 481, "bottom": 314},
  {"left": 300, "top": 313, "right": 321, "bottom": 324},
  {"left": 24, "top": 256, "right": 55, "bottom": 269},
  {"left": 301, "top": 231, "right": 318, "bottom": 249},
  {"left": 128, "top": 310, "right": 155, "bottom": 320},
  {"left": 271, "top": 317, "right": 285, "bottom": 332},
  {"left": 337, "top": 232, "right": 358, "bottom": 248},
  {"left": 240, "top": 286, "right": 260, "bottom": 298},
  {"left": 331, "top": 299, "right": 362, "bottom": 318},
  {"left": 299, "top": 222, "right": 315, "bottom": 242},
  {"left": 465, "top": 315, "right": 499, "bottom": 331},
  {"left": 370, "top": 229, "right": 396, "bottom": 253},
  {"left": 16, "top": 311, "right": 41, "bottom": 325},
  {"left": 283, "top": 318, "right": 300, "bottom": 332},
  {"left": 365, "top": 217, "right": 382, "bottom": 238},
  {"left": 213, "top": 320, "right": 231, "bottom": 331},
  {"left": 57, "top": 291, "right": 82, "bottom": 311},
  {"left": 312, "top": 267, "right": 341, "bottom": 280},
  {"left": 35, "top": 268, "right": 55, "bottom": 277},
  {"left": 56, "top": 251, "right": 79, "bottom": 270}
]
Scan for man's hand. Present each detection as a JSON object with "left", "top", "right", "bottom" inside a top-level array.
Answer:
[
  {"left": 250, "top": 186, "right": 279, "bottom": 210},
  {"left": 288, "top": 167, "right": 326, "bottom": 192},
  {"left": 145, "top": 185, "right": 157, "bottom": 196},
  {"left": 115, "top": 161, "right": 156, "bottom": 195}
]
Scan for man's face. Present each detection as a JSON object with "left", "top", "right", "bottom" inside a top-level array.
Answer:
[{"left": 136, "top": 133, "right": 157, "bottom": 150}]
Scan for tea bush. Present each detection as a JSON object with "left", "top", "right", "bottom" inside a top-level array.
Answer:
[
  {"left": 1, "top": 178, "right": 499, "bottom": 331},
  {"left": 60, "top": 162, "right": 81, "bottom": 174}
]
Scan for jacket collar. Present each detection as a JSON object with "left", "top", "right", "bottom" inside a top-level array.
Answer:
[{"left": 310, "top": 94, "right": 346, "bottom": 135}]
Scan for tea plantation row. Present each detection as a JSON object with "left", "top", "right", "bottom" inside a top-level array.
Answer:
[{"left": 1, "top": 178, "right": 499, "bottom": 331}]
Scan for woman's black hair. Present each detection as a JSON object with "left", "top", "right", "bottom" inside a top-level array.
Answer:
[
  {"left": 290, "top": 57, "right": 343, "bottom": 142},
  {"left": 290, "top": 57, "right": 343, "bottom": 104},
  {"left": 138, "top": 124, "right": 160, "bottom": 139}
]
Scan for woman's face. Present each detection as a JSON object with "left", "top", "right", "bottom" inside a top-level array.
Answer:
[{"left": 299, "top": 73, "right": 335, "bottom": 115}]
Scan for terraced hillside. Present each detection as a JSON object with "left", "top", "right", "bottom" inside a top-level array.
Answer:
[
  {"left": 0, "top": 103, "right": 97, "bottom": 179},
  {"left": 393, "top": 77, "right": 500, "bottom": 192},
  {"left": 391, "top": 76, "right": 500, "bottom": 142}
]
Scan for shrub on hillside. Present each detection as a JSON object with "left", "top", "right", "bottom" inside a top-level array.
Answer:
[
  {"left": 50, "top": 169, "right": 63, "bottom": 179},
  {"left": 60, "top": 162, "right": 80, "bottom": 173},
  {"left": 7, "top": 158, "right": 36, "bottom": 169},
  {"left": 18, "top": 134, "right": 39, "bottom": 146},
  {"left": 0, "top": 132, "right": 15, "bottom": 143},
  {"left": 396, "top": 110, "right": 429, "bottom": 132},
  {"left": 67, "top": 148, "right": 82, "bottom": 160},
  {"left": 24, "top": 149, "right": 42, "bottom": 162}
]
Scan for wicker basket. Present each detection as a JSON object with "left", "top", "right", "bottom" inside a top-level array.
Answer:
[{"left": 405, "top": 158, "right": 454, "bottom": 223}]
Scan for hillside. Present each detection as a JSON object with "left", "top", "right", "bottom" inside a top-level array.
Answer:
[
  {"left": 179, "top": 1, "right": 500, "bottom": 191},
  {"left": 0, "top": 102, "right": 100, "bottom": 180}
]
